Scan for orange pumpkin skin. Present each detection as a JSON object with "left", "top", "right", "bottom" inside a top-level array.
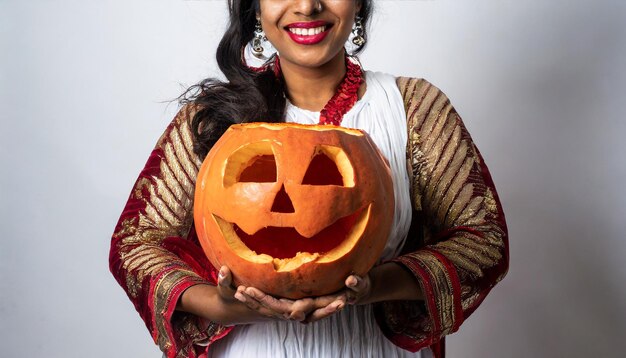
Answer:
[{"left": 194, "top": 123, "right": 394, "bottom": 299}]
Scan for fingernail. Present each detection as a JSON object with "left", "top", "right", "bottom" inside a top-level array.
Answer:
[
  {"left": 234, "top": 293, "right": 246, "bottom": 302},
  {"left": 218, "top": 269, "right": 225, "bottom": 279},
  {"left": 245, "top": 288, "right": 258, "bottom": 298}
]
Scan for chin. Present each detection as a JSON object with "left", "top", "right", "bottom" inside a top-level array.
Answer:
[{"left": 279, "top": 50, "right": 343, "bottom": 69}]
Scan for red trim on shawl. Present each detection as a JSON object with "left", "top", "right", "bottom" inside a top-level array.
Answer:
[
  {"left": 407, "top": 258, "right": 442, "bottom": 334},
  {"left": 373, "top": 307, "right": 442, "bottom": 356},
  {"left": 160, "top": 234, "right": 235, "bottom": 355},
  {"left": 148, "top": 267, "right": 198, "bottom": 357},
  {"left": 377, "top": 255, "right": 443, "bottom": 354},
  {"left": 430, "top": 337, "right": 445, "bottom": 358},
  {"left": 424, "top": 249, "right": 464, "bottom": 332}
]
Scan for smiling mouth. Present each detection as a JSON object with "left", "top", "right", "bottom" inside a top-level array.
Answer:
[
  {"left": 212, "top": 204, "right": 371, "bottom": 271},
  {"left": 284, "top": 22, "right": 333, "bottom": 45},
  {"left": 287, "top": 25, "right": 328, "bottom": 36}
]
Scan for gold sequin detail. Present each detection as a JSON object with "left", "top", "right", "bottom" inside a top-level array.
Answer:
[
  {"left": 114, "top": 217, "right": 138, "bottom": 240},
  {"left": 461, "top": 291, "right": 481, "bottom": 311},
  {"left": 122, "top": 246, "right": 176, "bottom": 282},
  {"left": 399, "top": 77, "right": 507, "bottom": 327},
  {"left": 484, "top": 188, "right": 498, "bottom": 215},
  {"left": 115, "top": 106, "right": 201, "bottom": 245},
  {"left": 126, "top": 274, "right": 139, "bottom": 298},
  {"left": 111, "top": 104, "right": 214, "bottom": 349}
]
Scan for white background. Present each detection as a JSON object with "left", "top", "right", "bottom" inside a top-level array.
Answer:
[{"left": 1, "top": 1, "right": 625, "bottom": 357}]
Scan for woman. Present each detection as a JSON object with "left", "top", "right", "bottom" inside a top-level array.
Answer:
[{"left": 109, "top": 1, "right": 509, "bottom": 357}]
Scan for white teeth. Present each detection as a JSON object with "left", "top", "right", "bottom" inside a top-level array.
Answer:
[{"left": 289, "top": 26, "right": 326, "bottom": 36}]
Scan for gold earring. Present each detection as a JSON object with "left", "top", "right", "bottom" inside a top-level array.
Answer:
[
  {"left": 352, "top": 16, "right": 365, "bottom": 46},
  {"left": 252, "top": 19, "right": 266, "bottom": 58}
]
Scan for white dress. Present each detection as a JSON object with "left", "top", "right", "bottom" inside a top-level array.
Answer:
[{"left": 209, "top": 71, "right": 432, "bottom": 358}]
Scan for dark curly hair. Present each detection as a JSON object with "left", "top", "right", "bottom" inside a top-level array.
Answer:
[{"left": 180, "top": 0, "right": 372, "bottom": 158}]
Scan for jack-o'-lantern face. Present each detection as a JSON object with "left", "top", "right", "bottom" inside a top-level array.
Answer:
[{"left": 194, "top": 123, "right": 394, "bottom": 299}]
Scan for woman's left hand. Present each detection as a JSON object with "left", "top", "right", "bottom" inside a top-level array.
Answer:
[
  {"left": 344, "top": 274, "right": 374, "bottom": 305},
  {"left": 344, "top": 263, "right": 425, "bottom": 306}
]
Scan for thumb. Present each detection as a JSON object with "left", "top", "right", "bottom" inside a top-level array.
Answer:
[{"left": 218, "top": 266, "right": 235, "bottom": 296}]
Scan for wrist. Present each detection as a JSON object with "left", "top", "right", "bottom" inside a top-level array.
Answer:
[
  {"left": 367, "top": 262, "right": 424, "bottom": 303},
  {"left": 177, "top": 283, "right": 215, "bottom": 316},
  {"left": 180, "top": 283, "right": 274, "bottom": 325}
]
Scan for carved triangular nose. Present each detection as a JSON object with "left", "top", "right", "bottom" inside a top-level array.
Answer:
[{"left": 271, "top": 184, "right": 295, "bottom": 213}]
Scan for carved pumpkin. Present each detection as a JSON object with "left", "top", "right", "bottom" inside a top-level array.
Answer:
[{"left": 194, "top": 123, "right": 394, "bottom": 299}]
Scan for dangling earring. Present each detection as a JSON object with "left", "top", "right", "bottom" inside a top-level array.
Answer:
[
  {"left": 252, "top": 19, "right": 266, "bottom": 58},
  {"left": 244, "top": 18, "right": 276, "bottom": 70},
  {"left": 352, "top": 16, "right": 365, "bottom": 46}
]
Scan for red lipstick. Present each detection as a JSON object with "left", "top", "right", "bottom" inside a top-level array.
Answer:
[{"left": 285, "top": 21, "right": 332, "bottom": 45}]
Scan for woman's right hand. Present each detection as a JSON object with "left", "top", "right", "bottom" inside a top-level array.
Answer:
[
  {"left": 178, "top": 265, "right": 346, "bottom": 325},
  {"left": 177, "top": 266, "right": 279, "bottom": 326},
  {"left": 216, "top": 266, "right": 238, "bottom": 302}
]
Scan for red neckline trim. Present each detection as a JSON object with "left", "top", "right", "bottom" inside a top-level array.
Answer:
[
  {"left": 318, "top": 57, "right": 363, "bottom": 126},
  {"left": 247, "top": 54, "right": 364, "bottom": 126}
]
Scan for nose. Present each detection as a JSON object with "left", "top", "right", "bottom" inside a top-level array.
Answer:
[
  {"left": 271, "top": 184, "right": 295, "bottom": 213},
  {"left": 293, "top": 0, "right": 322, "bottom": 16}
]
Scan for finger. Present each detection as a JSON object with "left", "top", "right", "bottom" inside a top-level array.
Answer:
[
  {"left": 242, "top": 292, "right": 296, "bottom": 320},
  {"left": 346, "top": 275, "right": 359, "bottom": 289},
  {"left": 346, "top": 291, "right": 357, "bottom": 305},
  {"left": 312, "top": 292, "right": 347, "bottom": 309},
  {"left": 235, "top": 287, "right": 284, "bottom": 318},
  {"left": 235, "top": 290, "right": 278, "bottom": 317},
  {"left": 245, "top": 287, "right": 294, "bottom": 314},
  {"left": 304, "top": 300, "right": 345, "bottom": 323},
  {"left": 289, "top": 298, "right": 315, "bottom": 321},
  {"left": 346, "top": 275, "right": 370, "bottom": 302},
  {"left": 235, "top": 286, "right": 258, "bottom": 306},
  {"left": 218, "top": 266, "right": 232, "bottom": 287},
  {"left": 217, "top": 266, "right": 236, "bottom": 297},
  {"left": 344, "top": 276, "right": 360, "bottom": 304},
  {"left": 345, "top": 275, "right": 368, "bottom": 292}
]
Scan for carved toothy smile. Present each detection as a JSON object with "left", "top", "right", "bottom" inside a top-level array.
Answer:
[{"left": 213, "top": 204, "right": 371, "bottom": 271}]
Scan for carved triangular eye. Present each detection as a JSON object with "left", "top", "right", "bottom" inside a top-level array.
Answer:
[
  {"left": 238, "top": 155, "right": 277, "bottom": 183},
  {"left": 302, "top": 152, "right": 344, "bottom": 186}
]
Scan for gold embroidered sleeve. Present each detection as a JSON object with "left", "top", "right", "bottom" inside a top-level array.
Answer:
[
  {"left": 378, "top": 78, "right": 509, "bottom": 351},
  {"left": 110, "top": 103, "right": 229, "bottom": 357}
]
